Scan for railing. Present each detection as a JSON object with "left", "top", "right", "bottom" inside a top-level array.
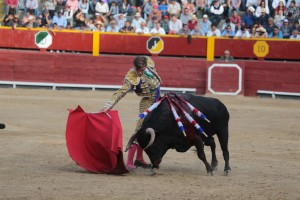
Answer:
[{"left": 0, "top": 26, "right": 300, "bottom": 61}]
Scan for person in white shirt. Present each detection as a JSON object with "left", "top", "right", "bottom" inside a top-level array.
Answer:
[
  {"left": 210, "top": 0, "right": 224, "bottom": 26},
  {"left": 131, "top": 12, "right": 146, "bottom": 31},
  {"left": 95, "top": 0, "right": 109, "bottom": 17},
  {"left": 207, "top": 23, "right": 221, "bottom": 36},
  {"left": 150, "top": 23, "right": 166, "bottom": 35},
  {"left": 290, "top": 29, "right": 300, "bottom": 39},
  {"left": 167, "top": 0, "right": 182, "bottom": 17},
  {"left": 168, "top": 14, "right": 183, "bottom": 34},
  {"left": 135, "top": 21, "right": 150, "bottom": 34},
  {"left": 235, "top": 26, "right": 251, "bottom": 38}
]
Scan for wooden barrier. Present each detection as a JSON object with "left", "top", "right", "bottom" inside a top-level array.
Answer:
[
  {"left": 1, "top": 27, "right": 300, "bottom": 60},
  {"left": 0, "top": 51, "right": 299, "bottom": 96}
]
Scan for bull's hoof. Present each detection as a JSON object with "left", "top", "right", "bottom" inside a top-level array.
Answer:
[
  {"left": 134, "top": 160, "right": 152, "bottom": 169},
  {"left": 224, "top": 170, "right": 231, "bottom": 176},
  {"left": 151, "top": 168, "right": 159, "bottom": 175},
  {"left": 207, "top": 171, "right": 215, "bottom": 176}
]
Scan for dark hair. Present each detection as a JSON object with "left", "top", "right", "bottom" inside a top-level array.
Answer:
[{"left": 133, "top": 56, "right": 147, "bottom": 68}]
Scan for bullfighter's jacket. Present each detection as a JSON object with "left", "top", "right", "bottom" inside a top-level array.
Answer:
[{"left": 103, "top": 57, "right": 162, "bottom": 112}]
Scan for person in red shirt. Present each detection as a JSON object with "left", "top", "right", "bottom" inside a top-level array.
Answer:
[
  {"left": 188, "top": 14, "right": 198, "bottom": 31},
  {"left": 5, "top": 0, "right": 18, "bottom": 15}
]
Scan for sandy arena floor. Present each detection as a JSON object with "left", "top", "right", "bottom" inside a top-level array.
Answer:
[{"left": 0, "top": 88, "right": 299, "bottom": 200}]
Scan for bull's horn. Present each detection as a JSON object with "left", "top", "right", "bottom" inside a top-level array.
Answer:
[
  {"left": 143, "top": 128, "right": 155, "bottom": 150},
  {"left": 125, "top": 133, "right": 137, "bottom": 152}
]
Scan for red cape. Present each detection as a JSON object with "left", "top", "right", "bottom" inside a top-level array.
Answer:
[{"left": 66, "top": 106, "right": 128, "bottom": 174}]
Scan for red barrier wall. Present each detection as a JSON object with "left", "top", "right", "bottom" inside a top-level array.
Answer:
[
  {"left": 1, "top": 28, "right": 300, "bottom": 60},
  {"left": 1, "top": 50, "right": 299, "bottom": 96}
]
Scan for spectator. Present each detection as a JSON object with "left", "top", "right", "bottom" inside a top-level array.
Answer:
[
  {"left": 119, "top": 20, "right": 134, "bottom": 33},
  {"left": 289, "top": 29, "right": 300, "bottom": 39},
  {"left": 221, "top": 24, "right": 235, "bottom": 37},
  {"left": 150, "top": 22, "right": 166, "bottom": 34},
  {"left": 66, "top": 21, "right": 73, "bottom": 29},
  {"left": 255, "top": 0, "right": 270, "bottom": 18},
  {"left": 148, "top": 4, "right": 162, "bottom": 22},
  {"left": 93, "top": 21, "right": 105, "bottom": 31},
  {"left": 52, "top": 10, "right": 67, "bottom": 28},
  {"left": 293, "top": 21, "right": 300, "bottom": 31},
  {"left": 74, "top": 10, "right": 86, "bottom": 29},
  {"left": 135, "top": 21, "right": 150, "bottom": 34},
  {"left": 40, "top": 10, "right": 52, "bottom": 27},
  {"left": 94, "top": 13, "right": 108, "bottom": 27},
  {"left": 21, "top": 10, "right": 32, "bottom": 25},
  {"left": 275, "top": 0, "right": 286, "bottom": 15},
  {"left": 12, "top": 14, "right": 22, "bottom": 27},
  {"left": 113, "top": 12, "right": 126, "bottom": 30},
  {"left": 45, "top": 0, "right": 57, "bottom": 19},
  {"left": 222, "top": 18, "right": 235, "bottom": 32},
  {"left": 254, "top": 26, "right": 268, "bottom": 38},
  {"left": 281, "top": 18, "right": 293, "bottom": 38},
  {"left": 199, "top": 14, "right": 212, "bottom": 36},
  {"left": 3, "top": 11, "right": 14, "bottom": 26},
  {"left": 168, "top": 0, "right": 181, "bottom": 17},
  {"left": 188, "top": 14, "right": 199, "bottom": 31},
  {"left": 228, "top": 0, "right": 241, "bottom": 17},
  {"left": 242, "top": 6, "right": 256, "bottom": 29},
  {"left": 258, "top": 8, "right": 270, "bottom": 27},
  {"left": 25, "top": 15, "right": 38, "bottom": 28},
  {"left": 5, "top": 0, "right": 18, "bottom": 15},
  {"left": 195, "top": 0, "right": 209, "bottom": 18},
  {"left": 64, "top": 5, "right": 74, "bottom": 26},
  {"left": 235, "top": 25, "right": 251, "bottom": 38},
  {"left": 66, "top": 0, "right": 79, "bottom": 13},
  {"left": 106, "top": 19, "right": 120, "bottom": 32},
  {"left": 274, "top": 10, "right": 285, "bottom": 28},
  {"left": 272, "top": 0, "right": 286, "bottom": 11},
  {"left": 207, "top": 23, "right": 221, "bottom": 36},
  {"left": 269, "top": 25, "right": 283, "bottom": 38},
  {"left": 120, "top": 0, "right": 134, "bottom": 17},
  {"left": 286, "top": 0, "right": 300, "bottom": 7},
  {"left": 143, "top": 0, "right": 154, "bottom": 20},
  {"left": 229, "top": 9, "right": 241, "bottom": 31},
  {"left": 265, "top": 17, "right": 276, "bottom": 34},
  {"left": 109, "top": 1, "right": 119, "bottom": 17},
  {"left": 220, "top": 50, "right": 234, "bottom": 62},
  {"left": 286, "top": 1, "right": 299, "bottom": 21},
  {"left": 190, "top": 24, "right": 202, "bottom": 36},
  {"left": 183, "top": 0, "right": 196, "bottom": 14},
  {"left": 180, "top": 7, "right": 192, "bottom": 25},
  {"left": 25, "top": 0, "right": 39, "bottom": 16},
  {"left": 178, "top": 23, "right": 190, "bottom": 36},
  {"left": 95, "top": 0, "right": 109, "bottom": 17},
  {"left": 89, "top": 0, "right": 97, "bottom": 14},
  {"left": 56, "top": 0, "right": 66, "bottom": 14},
  {"left": 86, "top": 19, "right": 95, "bottom": 30},
  {"left": 168, "top": 14, "right": 183, "bottom": 34},
  {"left": 160, "top": 15, "right": 170, "bottom": 34},
  {"left": 158, "top": 0, "right": 168, "bottom": 17},
  {"left": 131, "top": 12, "right": 146, "bottom": 31},
  {"left": 79, "top": 0, "right": 89, "bottom": 19},
  {"left": 147, "top": 16, "right": 159, "bottom": 30},
  {"left": 209, "top": 0, "right": 224, "bottom": 26}
]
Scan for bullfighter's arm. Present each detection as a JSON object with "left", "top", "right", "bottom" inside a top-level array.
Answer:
[{"left": 102, "top": 80, "right": 132, "bottom": 110}]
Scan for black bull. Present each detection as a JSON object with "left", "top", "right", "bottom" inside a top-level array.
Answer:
[{"left": 126, "top": 93, "right": 231, "bottom": 175}]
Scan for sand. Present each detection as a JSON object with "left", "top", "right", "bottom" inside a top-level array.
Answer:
[{"left": 0, "top": 88, "right": 299, "bottom": 200}]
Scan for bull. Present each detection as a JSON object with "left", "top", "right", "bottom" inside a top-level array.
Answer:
[
  {"left": 126, "top": 93, "right": 231, "bottom": 175},
  {"left": 0, "top": 123, "right": 5, "bottom": 129}
]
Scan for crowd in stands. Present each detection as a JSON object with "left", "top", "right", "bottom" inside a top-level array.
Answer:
[{"left": 3, "top": 0, "right": 300, "bottom": 39}]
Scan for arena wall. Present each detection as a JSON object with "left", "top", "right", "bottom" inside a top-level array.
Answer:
[{"left": 0, "top": 50, "right": 299, "bottom": 96}]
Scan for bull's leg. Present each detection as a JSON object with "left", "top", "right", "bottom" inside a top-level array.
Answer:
[
  {"left": 204, "top": 137, "right": 218, "bottom": 171},
  {"left": 195, "top": 138, "right": 213, "bottom": 175},
  {"left": 217, "top": 125, "right": 231, "bottom": 176}
]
